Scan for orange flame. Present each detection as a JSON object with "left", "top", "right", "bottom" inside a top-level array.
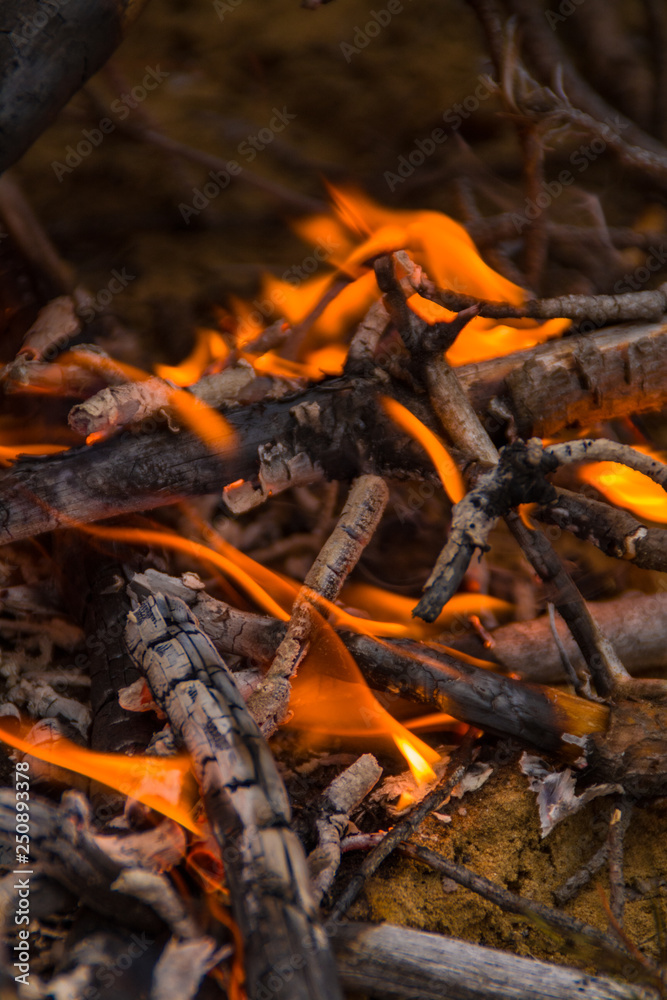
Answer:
[
  {"left": 379, "top": 396, "right": 465, "bottom": 503},
  {"left": 288, "top": 604, "right": 439, "bottom": 779},
  {"left": 0, "top": 725, "right": 199, "bottom": 834},
  {"left": 259, "top": 186, "right": 570, "bottom": 365},
  {"left": 578, "top": 445, "right": 667, "bottom": 522},
  {"left": 155, "top": 328, "right": 229, "bottom": 386}
]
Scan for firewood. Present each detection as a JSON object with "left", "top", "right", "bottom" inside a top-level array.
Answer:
[
  {"left": 248, "top": 474, "right": 388, "bottom": 736},
  {"left": 332, "top": 921, "right": 660, "bottom": 1000},
  {"left": 0, "top": 316, "right": 663, "bottom": 544},
  {"left": 125, "top": 592, "right": 343, "bottom": 1000}
]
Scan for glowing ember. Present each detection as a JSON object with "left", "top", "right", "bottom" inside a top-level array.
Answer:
[
  {"left": 579, "top": 446, "right": 667, "bottom": 522},
  {"left": 379, "top": 396, "right": 465, "bottom": 504},
  {"left": 0, "top": 725, "right": 199, "bottom": 834}
]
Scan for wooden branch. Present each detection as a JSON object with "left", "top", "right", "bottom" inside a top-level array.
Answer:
[
  {"left": 537, "top": 487, "right": 667, "bottom": 574},
  {"left": 401, "top": 844, "right": 658, "bottom": 987},
  {"left": 449, "top": 590, "right": 667, "bottom": 685},
  {"left": 333, "top": 922, "right": 659, "bottom": 1000},
  {"left": 248, "top": 475, "right": 388, "bottom": 736},
  {"left": 125, "top": 593, "right": 343, "bottom": 1000}
]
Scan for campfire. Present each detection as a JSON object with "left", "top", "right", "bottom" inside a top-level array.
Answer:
[{"left": 1, "top": 1, "right": 667, "bottom": 998}]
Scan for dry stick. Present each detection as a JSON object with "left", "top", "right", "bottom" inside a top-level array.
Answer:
[
  {"left": 345, "top": 300, "right": 390, "bottom": 372},
  {"left": 554, "top": 839, "right": 611, "bottom": 907},
  {"left": 465, "top": 213, "right": 667, "bottom": 254},
  {"left": 545, "top": 439, "right": 667, "bottom": 487},
  {"left": 608, "top": 796, "right": 633, "bottom": 926},
  {"left": 125, "top": 593, "right": 343, "bottom": 1000},
  {"left": 537, "top": 486, "right": 667, "bottom": 574},
  {"left": 547, "top": 602, "right": 586, "bottom": 696},
  {"left": 333, "top": 921, "right": 660, "bottom": 1000},
  {"left": 0, "top": 175, "right": 76, "bottom": 295},
  {"left": 307, "top": 754, "right": 383, "bottom": 905},
  {"left": 382, "top": 253, "right": 634, "bottom": 698},
  {"left": 409, "top": 267, "right": 667, "bottom": 324},
  {"left": 327, "top": 738, "right": 476, "bottom": 924},
  {"left": 117, "top": 122, "right": 325, "bottom": 216},
  {"left": 400, "top": 843, "right": 660, "bottom": 988},
  {"left": 518, "top": 124, "right": 548, "bottom": 291},
  {"left": 247, "top": 475, "right": 389, "bottom": 737},
  {"left": 495, "top": 0, "right": 667, "bottom": 157}
]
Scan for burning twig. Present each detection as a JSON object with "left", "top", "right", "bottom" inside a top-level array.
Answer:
[
  {"left": 125, "top": 592, "right": 343, "bottom": 1000},
  {"left": 248, "top": 474, "right": 388, "bottom": 735}
]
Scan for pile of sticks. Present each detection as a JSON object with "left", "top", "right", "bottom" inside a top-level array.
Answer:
[{"left": 2, "top": 0, "right": 667, "bottom": 998}]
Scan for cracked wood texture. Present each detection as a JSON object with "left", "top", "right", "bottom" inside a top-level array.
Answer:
[
  {"left": 125, "top": 593, "right": 343, "bottom": 1000},
  {"left": 0, "top": 319, "right": 664, "bottom": 544}
]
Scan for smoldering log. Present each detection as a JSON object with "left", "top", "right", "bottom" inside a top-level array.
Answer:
[{"left": 0, "top": 318, "right": 664, "bottom": 544}]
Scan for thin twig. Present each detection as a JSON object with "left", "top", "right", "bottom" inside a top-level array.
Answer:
[{"left": 247, "top": 475, "right": 388, "bottom": 736}]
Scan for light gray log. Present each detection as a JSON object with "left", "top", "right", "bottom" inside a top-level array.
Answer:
[{"left": 333, "top": 922, "right": 659, "bottom": 1000}]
